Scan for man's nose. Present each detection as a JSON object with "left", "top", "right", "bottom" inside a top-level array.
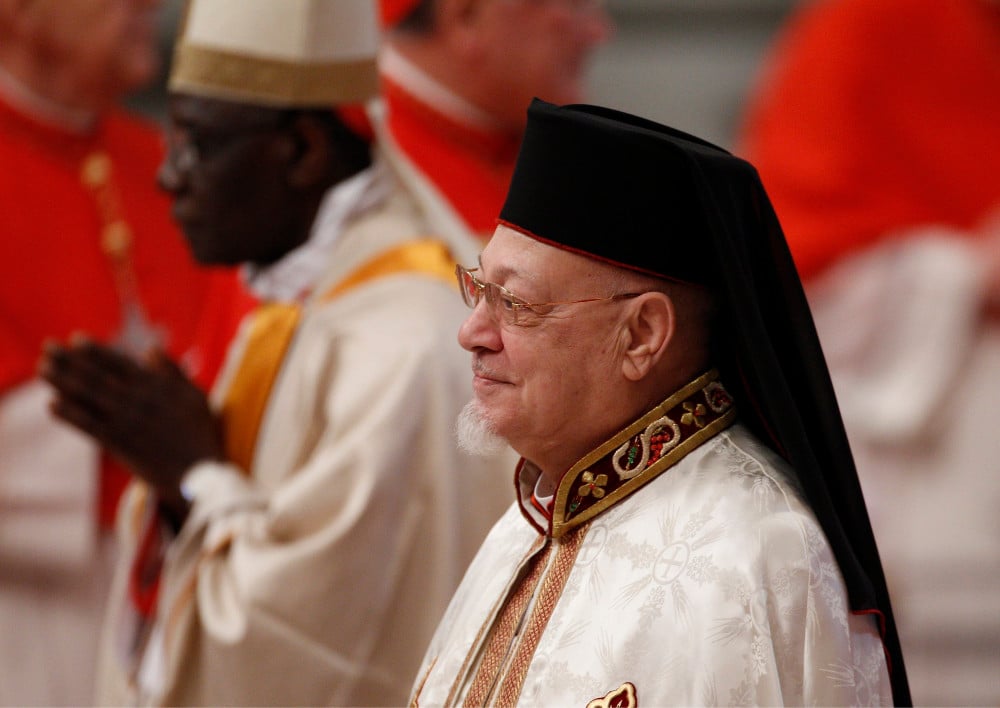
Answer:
[{"left": 457, "top": 297, "right": 502, "bottom": 353}]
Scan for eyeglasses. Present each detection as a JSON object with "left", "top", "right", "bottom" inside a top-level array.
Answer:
[{"left": 456, "top": 264, "right": 643, "bottom": 326}]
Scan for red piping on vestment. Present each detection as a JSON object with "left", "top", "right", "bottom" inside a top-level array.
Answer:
[{"left": 852, "top": 607, "right": 893, "bottom": 677}]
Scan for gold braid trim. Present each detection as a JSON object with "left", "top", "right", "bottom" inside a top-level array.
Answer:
[
  {"left": 441, "top": 537, "right": 545, "bottom": 707},
  {"left": 462, "top": 542, "right": 551, "bottom": 706},
  {"left": 494, "top": 526, "right": 588, "bottom": 705},
  {"left": 551, "top": 369, "right": 736, "bottom": 538},
  {"left": 170, "top": 43, "right": 378, "bottom": 107}
]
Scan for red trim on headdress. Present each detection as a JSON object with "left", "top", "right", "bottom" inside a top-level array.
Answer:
[{"left": 495, "top": 218, "right": 693, "bottom": 285}]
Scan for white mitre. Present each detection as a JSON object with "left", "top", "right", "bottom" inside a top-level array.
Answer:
[{"left": 169, "top": 0, "right": 380, "bottom": 107}]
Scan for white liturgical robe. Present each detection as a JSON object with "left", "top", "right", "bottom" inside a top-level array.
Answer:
[
  {"left": 95, "top": 157, "right": 517, "bottom": 707},
  {"left": 410, "top": 372, "right": 892, "bottom": 707}
]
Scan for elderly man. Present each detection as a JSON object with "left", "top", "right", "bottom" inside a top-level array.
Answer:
[
  {"left": 40, "top": 1, "right": 513, "bottom": 705},
  {"left": 409, "top": 100, "right": 911, "bottom": 706},
  {"left": 376, "top": 0, "right": 612, "bottom": 239}
]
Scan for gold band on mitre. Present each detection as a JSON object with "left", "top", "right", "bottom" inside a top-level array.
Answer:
[
  {"left": 169, "top": 0, "right": 380, "bottom": 108},
  {"left": 169, "top": 44, "right": 378, "bottom": 108}
]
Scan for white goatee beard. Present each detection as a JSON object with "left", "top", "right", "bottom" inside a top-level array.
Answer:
[{"left": 455, "top": 400, "right": 509, "bottom": 457}]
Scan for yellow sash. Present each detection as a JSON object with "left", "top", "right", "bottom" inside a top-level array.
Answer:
[{"left": 220, "top": 239, "right": 458, "bottom": 471}]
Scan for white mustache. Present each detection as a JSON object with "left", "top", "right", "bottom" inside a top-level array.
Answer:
[{"left": 471, "top": 358, "right": 501, "bottom": 380}]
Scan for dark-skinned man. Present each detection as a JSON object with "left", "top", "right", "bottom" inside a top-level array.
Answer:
[{"left": 40, "top": 1, "right": 514, "bottom": 705}]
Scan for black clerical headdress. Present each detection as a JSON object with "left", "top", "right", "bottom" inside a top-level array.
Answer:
[{"left": 498, "top": 98, "right": 911, "bottom": 706}]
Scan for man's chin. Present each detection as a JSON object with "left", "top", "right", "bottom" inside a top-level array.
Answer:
[{"left": 455, "top": 400, "right": 509, "bottom": 457}]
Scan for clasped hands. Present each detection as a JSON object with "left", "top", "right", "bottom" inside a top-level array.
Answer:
[{"left": 38, "top": 336, "right": 225, "bottom": 523}]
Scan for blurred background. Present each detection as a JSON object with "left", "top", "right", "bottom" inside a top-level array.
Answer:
[
  {"left": 128, "top": 0, "right": 796, "bottom": 150},
  {"left": 118, "top": 1, "right": 1000, "bottom": 704}
]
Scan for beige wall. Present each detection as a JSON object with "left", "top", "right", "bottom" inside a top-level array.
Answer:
[{"left": 588, "top": 1, "right": 797, "bottom": 149}]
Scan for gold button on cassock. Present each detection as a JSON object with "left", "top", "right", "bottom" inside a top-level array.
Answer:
[
  {"left": 80, "top": 151, "right": 112, "bottom": 188},
  {"left": 102, "top": 221, "right": 132, "bottom": 258}
]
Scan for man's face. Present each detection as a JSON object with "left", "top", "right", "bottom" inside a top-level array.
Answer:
[
  {"left": 158, "top": 94, "right": 299, "bottom": 267},
  {"left": 457, "top": 225, "right": 628, "bottom": 471},
  {"left": 20, "top": 0, "right": 162, "bottom": 102},
  {"left": 470, "top": 0, "right": 611, "bottom": 129}
]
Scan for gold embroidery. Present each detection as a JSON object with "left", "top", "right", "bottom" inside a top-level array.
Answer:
[
  {"left": 587, "top": 681, "right": 638, "bottom": 708},
  {"left": 551, "top": 370, "right": 736, "bottom": 537},
  {"left": 578, "top": 471, "right": 608, "bottom": 498},
  {"left": 446, "top": 537, "right": 546, "bottom": 707},
  {"left": 173, "top": 43, "right": 378, "bottom": 107},
  {"left": 463, "top": 543, "right": 552, "bottom": 706},
  {"left": 680, "top": 401, "right": 707, "bottom": 427},
  {"left": 494, "top": 526, "right": 588, "bottom": 705},
  {"left": 611, "top": 415, "right": 680, "bottom": 480}
]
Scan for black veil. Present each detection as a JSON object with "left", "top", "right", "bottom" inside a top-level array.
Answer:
[{"left": 499, "top": 98, "right": 910, "bottom": 705}]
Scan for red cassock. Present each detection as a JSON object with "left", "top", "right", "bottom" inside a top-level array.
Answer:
[
  {"left": 381, "top": 71, "right": 521, "bottom": 240},
  {"left": 739, "top": 0, "right": 1000, "bottom": 279},
  {"left": 0, "top": 96, "right": 257, "bottom": 527}
]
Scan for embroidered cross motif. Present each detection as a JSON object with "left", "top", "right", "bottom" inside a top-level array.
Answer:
[
  {"left": 578, "top": 471, "right": 608, "bottom": 499},
  {"left": 680, "top": 401, "right": 707, "bottom": 428}
]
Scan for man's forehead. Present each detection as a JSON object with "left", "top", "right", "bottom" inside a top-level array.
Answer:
[
  {"left": 482, "top": 226, "right": 596, "bottom": 284},
  {"left": 482, "top": 226, "right": 551, "bottom": 270},
  {"left": 167, "top": 93, "right": 286, "bottom": 129}
]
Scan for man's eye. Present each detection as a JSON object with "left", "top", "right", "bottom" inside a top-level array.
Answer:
[{"left": 499, "top": 294, "right": 517, "bottom": 311}]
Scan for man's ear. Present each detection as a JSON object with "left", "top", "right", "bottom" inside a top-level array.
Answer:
[
  {"left": 621, "top": 293, "right": 675, "bottom": 382},
  {"left": 285, "top": 114, "right": 331, "bottom": 189}
]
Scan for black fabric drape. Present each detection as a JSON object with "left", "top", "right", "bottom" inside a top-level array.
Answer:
[{"left": 500, "top": 98, "right": 911, "bottom": 705}]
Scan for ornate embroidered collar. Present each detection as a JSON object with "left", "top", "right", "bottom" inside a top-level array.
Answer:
[{"left": 519, "top": 369, "right": 736, "bottom": 538}]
